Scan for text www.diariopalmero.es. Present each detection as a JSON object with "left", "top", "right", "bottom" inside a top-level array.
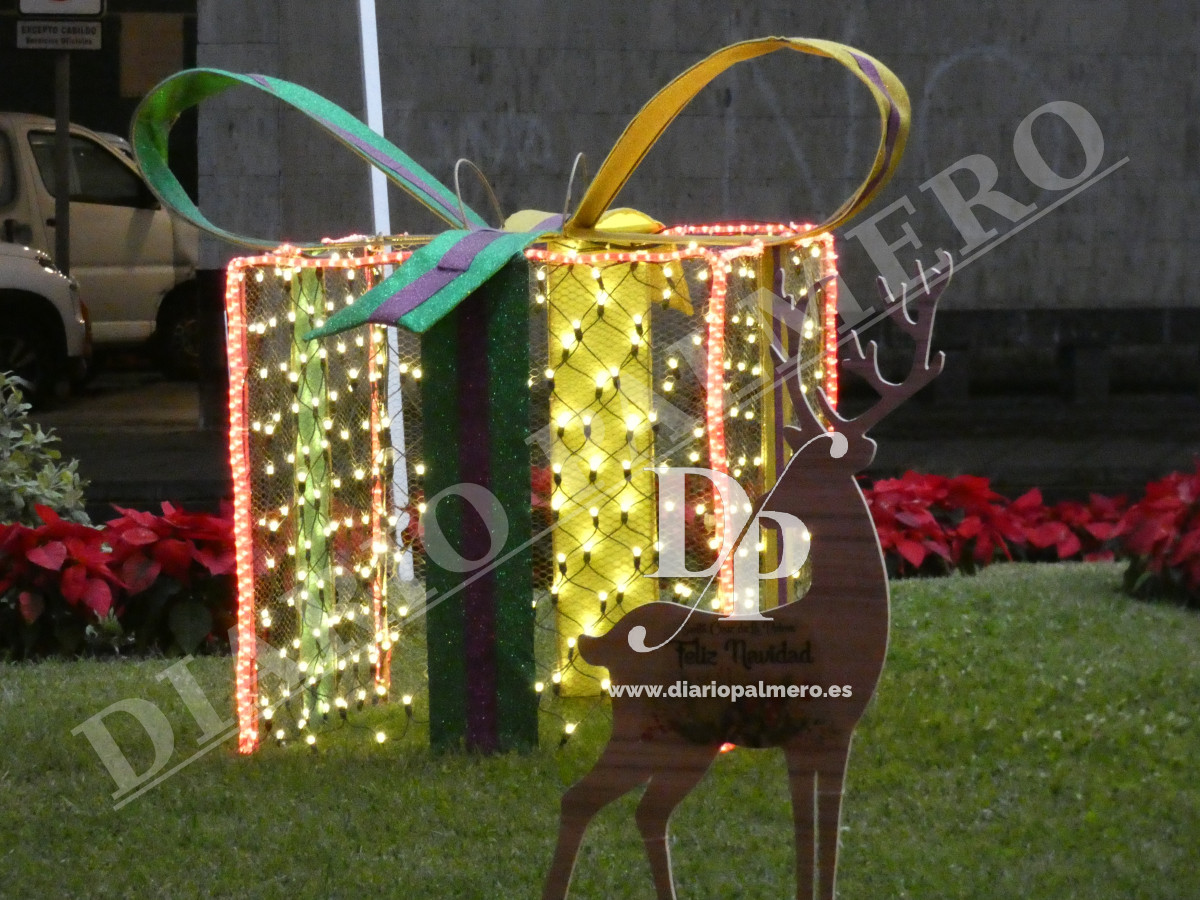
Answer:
[{"left": 607, "top": 681, "right": 853, "bottom": 701}]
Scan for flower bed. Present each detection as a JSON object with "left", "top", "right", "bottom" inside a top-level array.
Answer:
[
  {"left": 864, "top": 465, "right": 1200, "bottom": 607},
  {"left": 0, "top": 503, "right": 234, "bottom": 659},
  {"left": 4, "top": 465, "right": 1199, "bottom": 660},
  {"left": 864, "top": 472, "right": 1128, "bottom": 575}
]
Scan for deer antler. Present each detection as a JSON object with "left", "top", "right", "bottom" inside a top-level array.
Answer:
[
  {"left": 770, "top": 253, "right": 952, "bottom": 448},
  {"left": 838, "top": 252, "right": 952, "bottom": 436}
]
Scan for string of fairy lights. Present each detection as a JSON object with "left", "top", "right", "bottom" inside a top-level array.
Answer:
[
  {"left": 225, "top": 226, "right": 837, "bottom": 752},
  {"left": 527, "top": 226, "right": 835, "bottom": 694},
  {"left": 227, "top": 247, "right": 416, "bottom": 753}
]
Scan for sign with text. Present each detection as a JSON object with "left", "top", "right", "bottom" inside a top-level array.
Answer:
[
  {"left": 19, "top": 0, "right": 104, "bottom": 14},
  {"left": 17, "top": 20, "right": 101, "bottom": 50}
]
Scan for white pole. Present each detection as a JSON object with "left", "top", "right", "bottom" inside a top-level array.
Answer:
[
  {"left": 358, "top": 0, "right": 390, "bottom": 235},
  {"left": 357, "top": 0, "right": 415, "bottom": 581}
]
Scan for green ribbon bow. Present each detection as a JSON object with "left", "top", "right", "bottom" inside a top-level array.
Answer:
[{"left": 132, "top": 67, "right": 559, "bottom": 338}]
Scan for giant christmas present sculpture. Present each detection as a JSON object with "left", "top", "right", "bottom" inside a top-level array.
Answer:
[{"left": 134, "top": 36, "right": 946, "bottom": 899}]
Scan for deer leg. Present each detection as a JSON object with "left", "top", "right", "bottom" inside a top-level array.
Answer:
[
  {"left": 634, "top": 746, "right": 718, "bottom": 900},
  {"left": 815, "top": 748, "right": 849, "bottom": 900},
  {"left": 785, "top": 746, "right": 817, "bottom": 900},
  {"left": 542, "top": 745, "right": 652, "bottom": 900}
]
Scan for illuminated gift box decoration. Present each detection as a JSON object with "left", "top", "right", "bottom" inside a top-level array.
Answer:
[
  {"left": 134, "top": 36, "right": 906, "bottom": 745},
  {"left": 223, "top": 245, "right": 425, "bottom": 753},
  {"left": 528, "top": 226, "right": 838, "bottom": 691}
]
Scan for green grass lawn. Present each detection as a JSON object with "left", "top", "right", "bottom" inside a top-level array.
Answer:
[{"left": 2, "top": 562, "right": 1198, "bottom": 898}]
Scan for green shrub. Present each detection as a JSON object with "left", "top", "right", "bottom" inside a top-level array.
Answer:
[{"left": 0, "top": 371, "right": 88, "bottom": 525}]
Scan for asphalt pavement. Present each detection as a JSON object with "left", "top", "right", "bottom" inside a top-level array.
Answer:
[
  {"left": 27, "top": 359, "right": 1200, "bottom": 522},
  {"left": 30, "top": 363, "right": 230, "bottom": 521}
]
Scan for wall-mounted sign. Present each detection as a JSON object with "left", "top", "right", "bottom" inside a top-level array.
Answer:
[
  {"left": 19, "top": 0, "right": 104, "bottom": 14},
  {"left": 17, "top": 20, "right": 101, "bottom": 50}
]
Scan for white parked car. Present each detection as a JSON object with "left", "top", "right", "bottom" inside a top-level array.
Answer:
[
  {"left": 0, "top": 112, "right": 200, "bottom": 378},
  {"left": 0, "top": 241, "right": 89, "bottom": 403}
]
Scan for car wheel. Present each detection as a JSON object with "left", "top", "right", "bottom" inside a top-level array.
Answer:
[
  {"left": 157, "top": 294, "right": 200, "bottom": 380},
  {"left": 0, "top": 318, "right": 64, "bottom": 406}
]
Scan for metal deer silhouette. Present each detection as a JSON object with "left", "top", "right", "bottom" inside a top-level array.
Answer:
[{"left": 543, "top": 257, "right": 952, "bottom": 900}]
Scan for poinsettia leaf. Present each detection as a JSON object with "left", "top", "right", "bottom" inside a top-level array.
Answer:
[
  {"left": 1085, "top": 521, "right": 1121, "bottom": 541},
  {"left": 944, "top": 474, "right": 1000, "bottom": 512},
  {"left": 191, "top": 545, "right": 235, "bottom": 576},
  {"left": 0, "top": 522, "right": 26, "bottom": 552},
  {"left": 923, "top": 537, "right": 953, "bottom": 561},
  {"left": 59, "top": 563, "right": 86, "bottom": 603},
  {"left": 872, "top": 520, "right": 898, "bottom": 546},
  {"left": 120, "top": 554, "right": 162, "bottom": 595},
  {"left": 1055, "top": 531, "right": 1082, "bottom": 560},
  {"left": 34, "top": 504, "right": 63, "bottom": 526},
  {"left": 116, "top": 526, "right": 160, "bottom": 547},
  {"left": 18, "top": 591, "right": 43, "bottom": 625},
  {"left": 168, "top": 600, "right": 212, "bottom": 653},
  {"left": 27, "top": 540, "right": 67, "bottom": 571},
  {"left": 82, "top": 578, "right": 113, "bottom": 618},
  {"left": 1026, "top": 522, "right": 1065, "bottom": 549},
  {"left": 956, "top": 516, "right": 983, "bottom": 539},
  {"left": 108, "top": 504, "right": 160, "bottom": 529},
  {"left": 1168, "top": 529, "right": 1200, "bottom": 567},
  {"left": 1051, "top": 501, "right": 1085, "bottom": 528},
  {"left": 64, "top": 535, "right": 113, "bottom": 571},
  {"left": 896, "top": 539, "right": 927, "bottom": 568},
  {"left": 1010, "top": 488, "right": 1044, "bottom": 512},
  {"left": 1123, "top": 514, "right": 1176, "bottom": 556},
  {"left": 895, "top": 509, "right": 936, "bottom": 529},
  {"left": 152, "top": 538, "right": 195, "bottom": 580},
  {"left": 1090, "top": 493, "right": 1127, "bottom": 517}
]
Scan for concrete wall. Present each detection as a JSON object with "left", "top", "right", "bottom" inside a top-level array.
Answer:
[{"left": 195, "top": 1, "right": 1198, "bottom": 320}]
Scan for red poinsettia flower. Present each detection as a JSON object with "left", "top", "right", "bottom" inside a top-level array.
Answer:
[
  {"left": 1008, "top": 489, "right": 1081, "bottom": 560},
  {"left": 16, "top": 508, "right": 121, "bottom": 617},
  {"left": 865, "top": 472, "right": 954, "bottom": 573},
  {"left": 105, "top": 502, "right": 235, "bottom": 592},
  {"left": 1118, "top": 464, "right": 1200, "bottom": 594}
]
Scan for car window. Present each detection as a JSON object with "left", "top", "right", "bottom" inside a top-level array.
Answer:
[
  {"left": 28, "top": 131, "right": 153, "bottom": 208},
  {"left": 30, "top": 131, "right": 79, "bottom": 199},
  {"left": 0, "top": 133, "right": 14, "bottom": 207}
]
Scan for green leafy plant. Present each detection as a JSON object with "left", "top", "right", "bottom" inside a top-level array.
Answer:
[{"left": 0, "top": 371, "right": 87, "bottom": 526}]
